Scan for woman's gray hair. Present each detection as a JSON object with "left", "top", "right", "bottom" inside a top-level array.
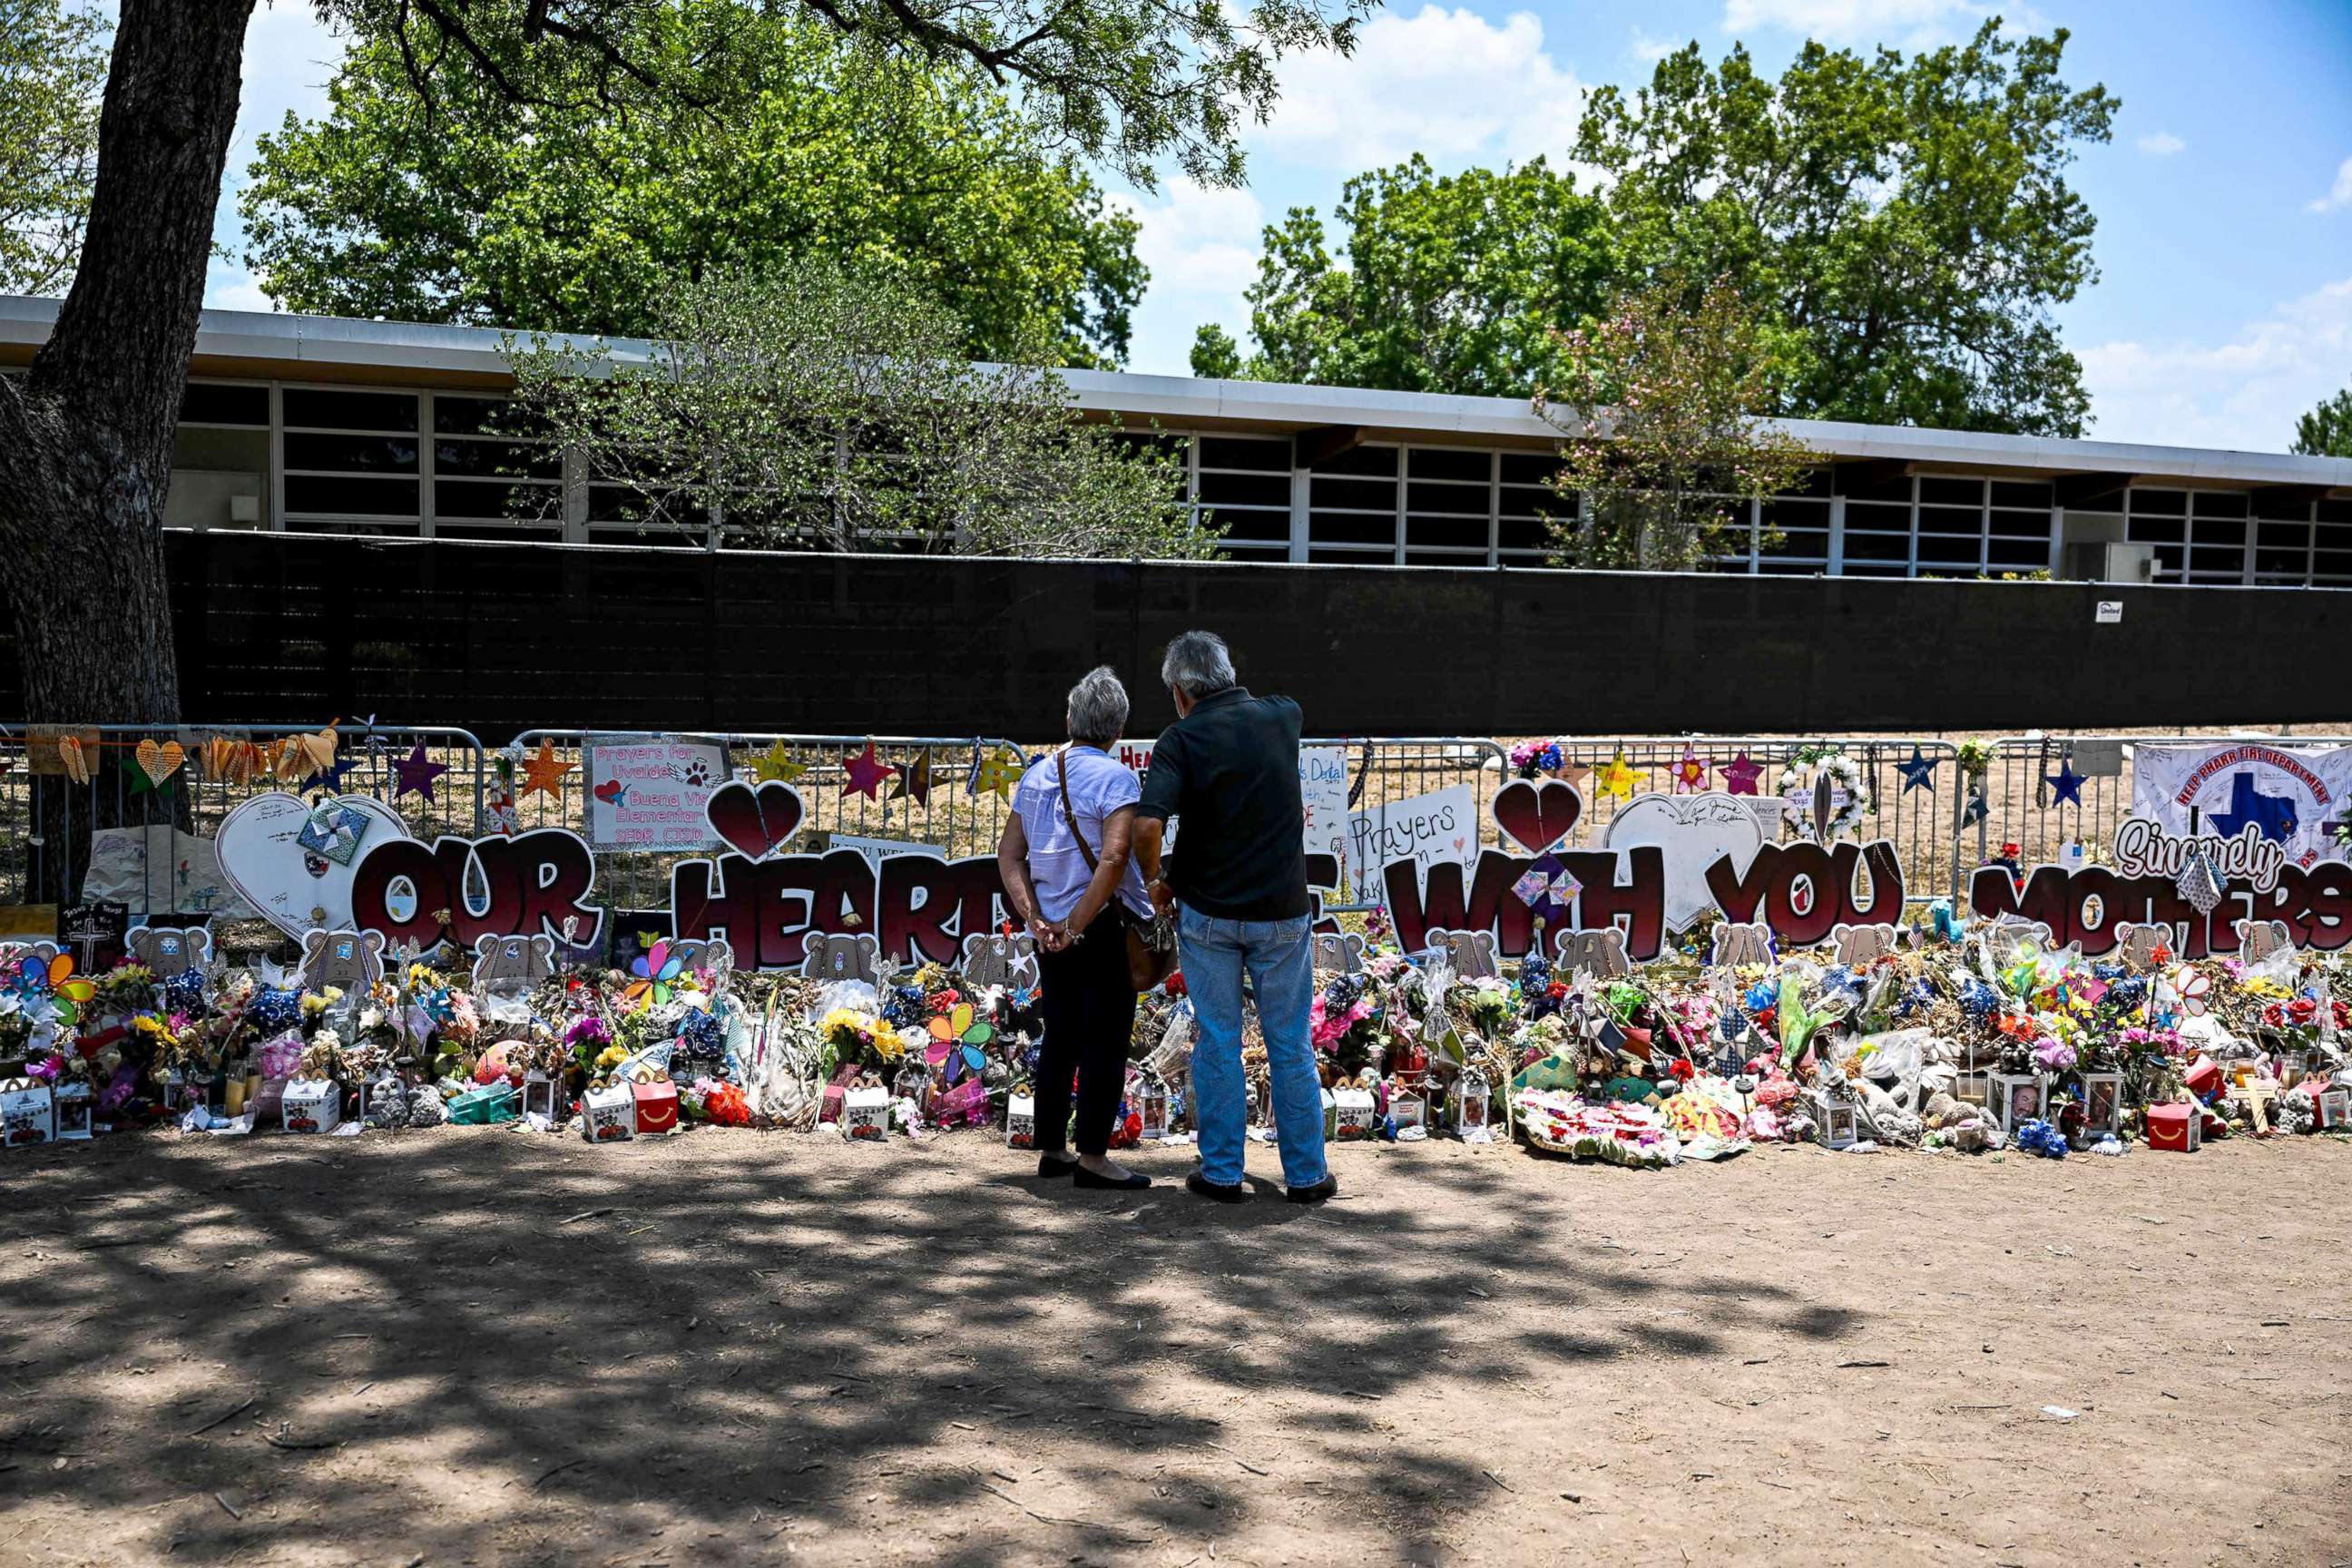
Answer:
[
  {"left": 1065, "top": 665, "right": 1130, "bottom": 747},
  {"left": 1160, "top": 630, "right": 1236, "bottom": 701}
]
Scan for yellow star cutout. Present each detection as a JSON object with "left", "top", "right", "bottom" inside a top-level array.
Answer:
[
  {"left": 519, "top": 737, "right": 575, "bottom": 799},
  {"left": 747, "top": 739, "right": 807, "bottom": 783},
  {"left": 1596, "top": 750, "right": 1638, "bottom": 800},
  {"left": 970, "top": 745, "right": 1024, "bottom": 800}
]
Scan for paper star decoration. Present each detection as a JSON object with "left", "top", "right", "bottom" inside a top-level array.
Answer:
[
  {"left": 391, "top": 739, "right": 450, "bottom": 803},
  {"left": 747, "top": 740, "right": 808, "bottom": 784},
  {"left": 2044, "top": 761, "right": 2085, "bottom": 808},
  {"left": 1718, "top": 751, "right": 1763, "bottom": 796},
  {"left": 519, "top": 737, "right": 575, "bottom": 799},
  {"left": 841, "top": 741, "right": 892, "bottom": 799},
  {"left": 1896, "top": 745, "right": 1938, "bottom": 794},
  {"left": 890, "top": 749, "right": 934, "bottom": 805},
  {"left": 1671, "top": 746, "right": 1707, "bottom": 793},
  {"left": 967, "top": 744, "right": 1024, "bottom": 800},
  {"left": 1595, "top": 750, "right": 1638, "bottom": 801}
]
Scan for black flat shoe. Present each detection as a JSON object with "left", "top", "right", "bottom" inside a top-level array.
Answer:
[
  {"left": 1037, "top": 1153, "right": 1078, "bottom": 1178},
  {"left": 1073, "top": 1166, "right": 1152, "bottom": 1190},
  {"left": 1186, "top": 1172, "right": 1248, "bottom": 1203},
  {"left": 1286, "top": 1173, "right": 1339, "bottom": 1205}
]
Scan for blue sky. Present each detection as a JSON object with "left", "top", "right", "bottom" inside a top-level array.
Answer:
[{"left": 207, "top": 0, "right": 2352, "bottom": 452}]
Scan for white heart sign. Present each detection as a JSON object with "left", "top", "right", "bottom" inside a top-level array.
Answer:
[
  {"left": 1602, "top": 791, "right": 1768, "bottom": 934},
  {"left": 215, "top": 790, "right": 412, "bottom": 939}
]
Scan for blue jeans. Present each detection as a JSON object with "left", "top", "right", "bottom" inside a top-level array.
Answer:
[{"left": 1180, "top": 906, "right": 1328, "bottom": 1189}]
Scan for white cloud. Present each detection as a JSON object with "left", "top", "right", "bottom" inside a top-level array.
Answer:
[
  {"left": 1720, "top": 0, "right": 2043, "bottom": 51},
  {"left": 1252, "top": 5, "right": 1587, "bottom": 172},
  {"left": 1115, "top": 180, "right": 1267, "bottom": 299},
  {"left": 1111, "top": 180, "right": 1270, "bottom": 374},
  {"left": 2079, "top": 275, "right": 2352, "bottom": 452},
  {"left": 2308, "top": 156, "right": 2352, "bottom": 214},
  {"left": 1630, "top": 26, "right": 1681, "bottom": 63},
  {"left": 2135, "top": 131, "right": 2185, "bottom": 157}
]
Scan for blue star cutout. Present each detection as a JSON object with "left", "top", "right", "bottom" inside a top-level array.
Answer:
[
  {"left": 2206, "top": 770, "right": 2297, "bottom": 844},
  {"left": 2044, "top": 762, "right": 2085, "bottom": 808},
  {"left": 1896, "top": 744, "right": 1937, "bottom": 794}
]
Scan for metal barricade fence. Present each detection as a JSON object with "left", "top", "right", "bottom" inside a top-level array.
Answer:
[
  {"left": 505, "top": 732, "right": 1037, "bottom": 915},
  {"left": 1490, "top": 736, "right": 1966, "bottom": 908},
  {"left": 0, "top": 723, "right": 485, "bottom": 923},
  {"left": 1312, "top": 738, "right": 1509, "bottom": 910},
  {"left": 1977, "top": 733, "right": 2326, "bottom": 879}
]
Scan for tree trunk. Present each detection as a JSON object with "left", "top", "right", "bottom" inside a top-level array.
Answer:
[{"left": 0, "top": 0, "right": 255, "bottom": 900}]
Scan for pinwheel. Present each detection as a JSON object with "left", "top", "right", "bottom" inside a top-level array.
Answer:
[
  {"left": 627, "top": 940, "right": 685, "bottom": 1006},
  {"left": 926, "top": 1003, "right": 994, "bottom": 1083}
]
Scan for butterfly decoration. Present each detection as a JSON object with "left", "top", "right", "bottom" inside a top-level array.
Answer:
[
  {"left": 926, "top": 1004, "right": 995, "bottom": 1083},
  {"left": 1510, "top": 854, "right": 1582, "bottom": 924},
  {"left": 627, "top": 939, "right": 685, "bottom": 1005},
  {"left": 12, "top": 954, "right": 95, "bottom": 1027}
]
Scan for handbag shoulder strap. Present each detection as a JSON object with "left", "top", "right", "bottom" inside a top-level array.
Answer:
[{"left": 1054, "top": 747, "right": 1102, "bottom": 874}]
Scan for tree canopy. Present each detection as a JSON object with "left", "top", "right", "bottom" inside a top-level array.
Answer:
[
  {"left": 2292, "top": 387, "right": 2352, "bottom": 457},
  {"left": 242, "top": 5, "right": 1146, "bottom": 365},
  {"left": 1536, "top": 275, "right": 1812, "bottom": 570},
  {"left": 0, "top": 0, "right": 109, "bottom": 295},
  {"left": 1191, "top": 155, "right": 1614, "bottom": 395},
  {"left": 1197, "top": 24, "right": 2114, "bottom": 438},
  {"left": 1578, "top": 22, "right": 2114, "bottom": 437},
  {"left": 506, "top": 259, "right": 1217, "bottom": 559}
]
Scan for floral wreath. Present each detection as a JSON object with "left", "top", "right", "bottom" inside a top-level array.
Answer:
[{"left": 1777, "top": 747, "right": 1873, "bottom": 839}]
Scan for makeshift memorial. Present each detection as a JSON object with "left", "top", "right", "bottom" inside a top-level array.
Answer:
[{"left": 1603, "top": 792, "right": 1767, "bottom": 933}]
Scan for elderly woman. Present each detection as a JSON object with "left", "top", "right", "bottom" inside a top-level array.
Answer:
[{"left": 995, "top": 665, "right": 1159, "bottom": 1190}]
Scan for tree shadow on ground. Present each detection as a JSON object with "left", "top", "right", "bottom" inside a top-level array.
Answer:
[{"left": 0, "top": 1132, "right": 1861, "bottom": 1565}]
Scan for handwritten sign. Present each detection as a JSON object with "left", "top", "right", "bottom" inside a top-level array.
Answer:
[
  {"left": 1338, "top": 783, "right": 1475, "bottom": 891},
  {"left": 584, "top": 736, "right": 728, "bottom": 850}
]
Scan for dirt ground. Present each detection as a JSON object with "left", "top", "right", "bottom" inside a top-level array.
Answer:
[{"left": 2, "top": 1128, "right": 2347, "bottom": 1568}]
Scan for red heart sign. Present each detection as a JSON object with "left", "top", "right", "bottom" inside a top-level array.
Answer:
[
  {"left": 704, "top": 779, "right": 805, "bottom": 861},
  {"left": 1493, "top": 779, "right": 1583, "bottom": 852},
  {"left": 593, "top": 777, "right": 627, "bottom": 804}
]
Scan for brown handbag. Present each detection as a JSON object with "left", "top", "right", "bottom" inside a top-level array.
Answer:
[{"left": 1055, "top": 747, "right": 1179, "bottom": 993}]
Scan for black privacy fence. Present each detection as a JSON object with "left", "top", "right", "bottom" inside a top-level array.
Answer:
[{"left": 0, "top": 531, "right": 2342, "bottom": 740}]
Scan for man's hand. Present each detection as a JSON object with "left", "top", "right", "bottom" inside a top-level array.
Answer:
[{"left": 1149, "top": 877, "right": 1176, "bottom": 917}]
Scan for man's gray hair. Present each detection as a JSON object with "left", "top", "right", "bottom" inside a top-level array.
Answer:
[
  {"left": 1161, "top": 630, "right": 1236, "bottom": 701},
  {"left": 1065, "top": 665, "right": 1131, "bottom": 747}
]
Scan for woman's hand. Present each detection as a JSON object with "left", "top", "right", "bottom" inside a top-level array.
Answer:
[{"left": 1028, "top": 915, "right": 1063, "bottom": 952}]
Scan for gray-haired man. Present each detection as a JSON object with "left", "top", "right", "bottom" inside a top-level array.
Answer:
[{"left": 1130, "top": 631, "right": 1335, "bottom": 1204}]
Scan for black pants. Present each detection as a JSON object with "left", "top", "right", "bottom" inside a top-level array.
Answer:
[{"left": 1032, "top": 907, "right": 1138, "bottom": 1155}]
